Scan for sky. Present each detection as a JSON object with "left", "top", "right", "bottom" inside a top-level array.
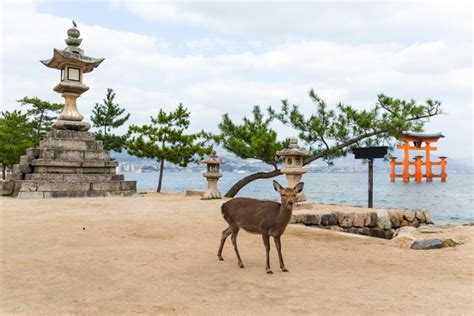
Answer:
[{"left": 1, "top": 0, "right": 472, "bottom": 159}]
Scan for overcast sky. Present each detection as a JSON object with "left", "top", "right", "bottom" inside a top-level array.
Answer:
[{"left": 1, "top": 0, "right": 472, "bottom": 159}]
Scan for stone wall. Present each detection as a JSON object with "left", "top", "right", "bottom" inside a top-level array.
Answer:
[{"left": 291, "top": 204, "right": 433, "bottom": 239}]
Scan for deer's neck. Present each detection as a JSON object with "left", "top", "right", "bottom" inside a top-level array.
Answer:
[{"left": 278, "top": 205, "right": 293, "bottom": 226}]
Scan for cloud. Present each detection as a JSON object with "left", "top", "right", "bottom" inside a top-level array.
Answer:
[{"left": 1, "top": 1, "right": 472, "bottom": 158}]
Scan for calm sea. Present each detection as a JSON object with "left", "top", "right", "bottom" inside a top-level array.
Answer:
[{"left": 123, "top": 171, "right": 474, "bottom": 224}]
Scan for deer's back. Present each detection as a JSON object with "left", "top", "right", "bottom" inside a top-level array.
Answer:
[{"left": 221, "top": 197, "right": 282, "bottom": 234}]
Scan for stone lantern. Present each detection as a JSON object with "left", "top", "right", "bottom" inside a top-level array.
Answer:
[
  {"left": 276, "top": 138, "right": 310, "bottom": 201},
  {"left": 202, "top": 151, "right": 225, "bottom": 199},
  {"left": 40, "top": 21, "right": 104, "bottom": 131}
]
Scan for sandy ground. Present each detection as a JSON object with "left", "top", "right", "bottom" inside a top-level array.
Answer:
[{"left": 1, "top": 193, "right": 473, "bottom": 315}]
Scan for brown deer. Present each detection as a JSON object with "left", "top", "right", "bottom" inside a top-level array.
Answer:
[{"left": 217, "top": 180, "right": 304, "bottom": 274}]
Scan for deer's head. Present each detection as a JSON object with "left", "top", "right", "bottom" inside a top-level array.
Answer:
[{"left": 273, "top": 180, "right": 304, "bottom": 209}]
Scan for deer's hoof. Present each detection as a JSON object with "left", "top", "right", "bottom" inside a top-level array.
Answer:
[
  {"left": 266, "top": 270, "right": 273, "bottom": 274},
  {"left": 218, "top": 256, "right": 224, "bottom": 261},
  {"left": 238, "top": 263, "right": 244, "bottom": 268},
  {"left": 282, "top": 268, "right": 289, "bottom": 272}
]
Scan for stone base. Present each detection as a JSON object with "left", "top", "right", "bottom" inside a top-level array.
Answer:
[
  {"left": 6, "top": 129, "right": 136, "bottom": 199},
  {"left": 201, "top": 190, "right": 222, "bottom": 200},
  {"left": 53, "top": 120, "right": 91, "bottom": 131}
]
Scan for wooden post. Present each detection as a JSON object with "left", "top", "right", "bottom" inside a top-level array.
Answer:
[
  {"left": 402, "top": 141, "right": 410, "bottom": 182},
  {"left": 368, "top": 158, "right": 373, "bottom": 208},
  {"left": 390, "top": 157, "right": 396, "bottom": 182},
  {"left": 440, "top": 156, "right": 447, "bottom": 182},
  {"left": 425, "top": 142, "right": 432, "bottom": 182},
  {"left": 414, "top": 156, "right": 423, "bottom": 183}
]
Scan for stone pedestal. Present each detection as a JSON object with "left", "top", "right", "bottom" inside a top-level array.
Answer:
[
  {"left": 8, "top": 130, "right": 136, "bottom": 199},
  {"left": 202, "top": 173, "right": 222, "bottom": 200}
]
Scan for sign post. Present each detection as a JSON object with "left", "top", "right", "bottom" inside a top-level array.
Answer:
[{"left": 352, "top": 147, "right": 388, "bottom": 208}]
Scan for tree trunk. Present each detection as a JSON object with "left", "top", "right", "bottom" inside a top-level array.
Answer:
[
  {"left": 1, "top": 165, "right": 5, "bottom": 180},
  {"left": 157, "top": 159, "right": 165, "bottom": 192},
  {"left": 224, "top": 169, "right": 282, "bottom": 198}
]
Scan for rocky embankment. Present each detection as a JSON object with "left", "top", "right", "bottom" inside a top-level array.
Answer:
[{"left": 291, "top": 204, "right": 432, "bottom": 239}]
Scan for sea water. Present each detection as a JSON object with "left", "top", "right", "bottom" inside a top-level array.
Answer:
[{"left": 123, "top": 171, "right": 474, "bottom": 224}]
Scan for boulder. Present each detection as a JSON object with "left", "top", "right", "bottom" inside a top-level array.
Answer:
[
  {"left": 364, "top": 212, "right": 377, "bottom": 227},
  {"left": 377, "top": 209, "right": 392, "bottom": 230},
  {"left": 411, "top": 239, "right": 444, "bottom": 250},
  {"left": 415, "top": 210, "right": 425, "bottom": 223},
  {"left": 353, "top": 213, "right": 366, "bottom": 228},
  {"left": 305, "top": 213, "right": 321, "bottom": 225},
  {"left": 337, "top": 212, "right": 354, "bottom": 228},
  {"left": 321, "top": 213, "right": 337, "bottom": 226},
  {"left": 388, "top": 210, "right": 403, "bottom": 228},
  {"left": 423, "top": 209, "right": 433, "bottom": 224},
  {"left": 403, "top": 210, "right": 416, "bottom": 221}
]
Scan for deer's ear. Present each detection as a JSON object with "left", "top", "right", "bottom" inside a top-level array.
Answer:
[
  {"left": 273, "top": 180, "right": 283, "bottom": 193},
  {"left": 293, "top": 182, "right": 304, "bottom": 194}
]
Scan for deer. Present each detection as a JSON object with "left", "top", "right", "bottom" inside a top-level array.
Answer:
[{"left": 217, "top": 180, "right": 304, "bottom": 274}]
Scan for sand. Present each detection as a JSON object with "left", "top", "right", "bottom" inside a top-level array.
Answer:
[{"left": 1, "top": 193, "right": 473, "bottom": 315}]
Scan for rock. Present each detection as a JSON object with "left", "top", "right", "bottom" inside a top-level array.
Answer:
[
  {"left": 384, "top": 229, "right": 395, "bottom": 239},
  {"left": 390, "top": 235, "right": 416, "bottom": 248},
  {"left": 353, "top": 213, "right": 366, "bottom": 228},
  {"left": 403, "top": 210, "right": 415, "bottom": 221},
  {"left": 329, "top": 226, "right": 343, "bottom": 232},
  {"left": 305, "top": 214, "right": 321, "bottom": 225},
  {"left": 409, "top": 218, "right": 419, "bottom": 228},
  {"left": 388, "top": 210, "right": 403, "bottom": 228},
  {"left": 410, "top": 239, "right": 444, "bottom": 250},
  {"left": 321, "top": 213, "right": 337, "bottom": 226},
  {"left": 364, "top": 212, "right": 377, "bottom": 227},
  {"left": 417, "top": 226, "right": 444, "bottom": 234},
  {"left": 343, "top": 227, "right": 359, "bottom": 234},
  {"left": 369, "top": 228, "right": 386, "bottom": 238},
  {"left": 376, "top": 209, "right": 392, "bottom": 230},
  {"left": 400, "top": 220, "right": 410, "bottom": 227},
  {"left": 423, "top": 209, "right": 433, "bottom": 224},
  {"left": 358, "top": 227, "right": 371, "bottom": 236},
  {"left": 443, "top": 239, "right": 463, "bottom": 247},
  {"left": 337, "top": 212, "right": 354, "bottom": 228},
  {"left": 415, "top": 210, "right": 425, "bottom": 223}
]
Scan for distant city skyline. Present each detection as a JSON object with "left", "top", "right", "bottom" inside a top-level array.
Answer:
[{"left": 1, "top": 0, "right": 472, "bottom": 159}]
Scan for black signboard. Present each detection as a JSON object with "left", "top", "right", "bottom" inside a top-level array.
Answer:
[
  {"left": 352, "top": 146, "right": 389, "bottom": 208},
  {"left": 352, "top": 146, "right": 388, "bottom": 159}
]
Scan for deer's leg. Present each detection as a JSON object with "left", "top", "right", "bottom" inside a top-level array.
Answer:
[
  {"left": 231, "top": 227, "right": 244, "bottom": 268},
  {"left": 262, "top": 233, "right": 272, "bottom": 274},
  {"left": 274, "top": 236, "right": 288, "bottom": 272},
  {"left": 217, "top": 226, "right": 232, "bottom": 261}
]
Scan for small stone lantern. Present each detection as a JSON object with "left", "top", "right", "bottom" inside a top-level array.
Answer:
[
  {"left": 276, "top": 138, "right": 310, "bottom": 201},
  {"left": 202, "top": 151, "right": 224, "bottom": 199}
]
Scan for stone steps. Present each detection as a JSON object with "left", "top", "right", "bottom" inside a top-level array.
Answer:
[
  {"left": 16, "top": 190, "right": 136, "bottom": 199},
  {"left": 14, "top": 180, "right": 136, "bottom": 196},
  {"left": 25, "top": 173, "right": 124, "bottom": 181},
  {"left": 39, "top": 139, "right": 103, "bottom": 151},
  {"left": 6, "top": 129, "right": 136, "bottom": 199}
]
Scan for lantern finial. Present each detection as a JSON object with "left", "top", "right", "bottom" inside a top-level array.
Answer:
[{"left": 65, "top": 20, "right": 83, "bottom": 54}]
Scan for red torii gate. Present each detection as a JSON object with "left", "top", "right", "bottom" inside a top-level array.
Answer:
[{"left": 390, "top": 132, "right": 447, "bottom": 183}]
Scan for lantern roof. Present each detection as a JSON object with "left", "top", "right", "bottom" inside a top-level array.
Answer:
[
  {"left": 401, "top": 132, "right": 444, "bottom": 140},
  {"left": 202, "top": 151, "right": 224, "bottom": 165},
  {"left": 40, "top": 21, "right": 104, "bottom": 73},
  {"left": 276, "top": 138, "right": 310, "bottom": 157}
]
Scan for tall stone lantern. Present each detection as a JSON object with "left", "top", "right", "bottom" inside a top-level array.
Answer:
[
  {"left": 202, "top": 151, "right": 224, "bottom": 200},
  {"left": 276, "top": 138, "right": 310, "bottom": 201},
  {"left": 41, "top": 21, "right": 104, "bottom": 131}
]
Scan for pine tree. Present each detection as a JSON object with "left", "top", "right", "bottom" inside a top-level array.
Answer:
[
  {"left": 91, "top": 88, "right": 130, "bottom": 152},
  {"left": 217, "top": 90, "right": 442, "bottom": 197},
  {"left": 17, "top": 97, "right": 62, "bottom": 145},
  {"left": 126, "top": 104, "right": 212, "bottom": 192},
  {"left": 0, "top": 110, "right": 35, "bottom": 179}
]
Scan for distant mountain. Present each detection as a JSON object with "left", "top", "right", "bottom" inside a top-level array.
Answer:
[{"left": 111, "top": 150, "right": 473, "bottom": 173}]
